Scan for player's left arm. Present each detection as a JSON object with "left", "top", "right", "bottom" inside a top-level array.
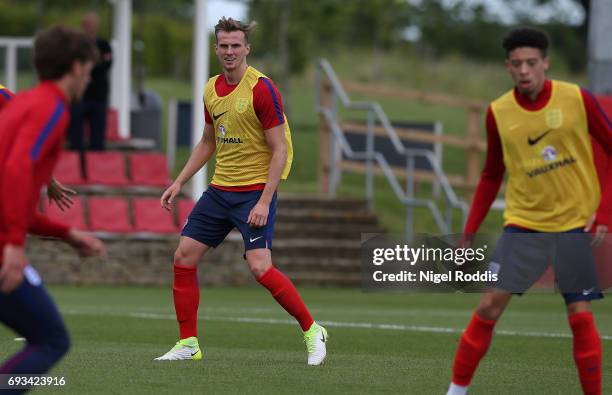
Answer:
[
  {"left": 582, "top": 89, "right": 612, "bottom": 241},
  {"left": 29, "top": 211, "right": 106, "bottom": 257},
  {"left": 29, "top": 211, "right": 71, "bottom": 239},
  {"left": 247, "top": 78, "right": 287, "bottom": 228},
  {"left": 248, "top": 124, "right": 287, "bottom": 228}
]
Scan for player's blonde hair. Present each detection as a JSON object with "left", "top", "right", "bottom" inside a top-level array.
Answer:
[{"left": 214, "top": 17, "right": 256, "bottom": 43}]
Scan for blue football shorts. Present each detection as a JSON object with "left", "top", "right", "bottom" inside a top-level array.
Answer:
[
  {"left": 487, "top": 225, "right": 603, "bottom": 305},
  {"left": 181, "top": 186, "right": 277, "bottom": 252}
]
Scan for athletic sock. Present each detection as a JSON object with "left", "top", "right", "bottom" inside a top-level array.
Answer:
[
  {"left": 569, "top": 311, "right": 601, "bottom": 395},
  {"left": 257, "top": 266, "right": 314, "bottom": 331},
  {"left": 451, "top": 312, "right": 497, "bottom": 387},
  {"left": 173, "top": 264, "right": 199, "bottom": 339}
]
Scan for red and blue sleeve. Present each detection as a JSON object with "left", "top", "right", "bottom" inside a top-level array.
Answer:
[
  {"left": 0, "top": 87, "right": 15, "bottom": 110},
  {"left": 582, "top": 89, "right": 612, "bottom": 225},
  {"left": 463, "top": 106, "right": 506, "bottom": 234},
  {"left": 1, "top": 99, "right": 67, "bottom": 245},
  {"left": 253, "top": 78, "right": 285, "bottom": 130}
]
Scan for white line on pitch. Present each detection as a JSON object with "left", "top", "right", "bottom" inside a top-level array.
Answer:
[{"left": 121, "top": 312, "right": 612, "bottom": 341}]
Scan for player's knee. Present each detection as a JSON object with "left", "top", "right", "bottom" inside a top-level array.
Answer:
[
  {"left": 247, "top": 258, "right": 271, "bottom": 278},
  {"left": 249, "top": 261, "right": 271, "bottom": 278},
  {"left": 476, "top": 299, "right": 504, "bottom": 320},
  {"left": 567, "top": 300, "right": 590, "bottom": 315},
  {"left": 42, "top": 326, "right": 70, "bottom": 361},
  {"left": 173, "top": 247, "right": 197, "bottom": 267},
  {"left": 52, "top": 331, "right": 70, "bottom": 358},
  {"left": 246, "top": 249, "right": 272, "bottom": 278}
]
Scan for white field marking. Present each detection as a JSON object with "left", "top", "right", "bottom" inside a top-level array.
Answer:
[
  {"left": 62, "top": 310, "right": 612, "bottom": 341},
  {"left": 62, "top": 304, "right": 584, "bottom": 319}
]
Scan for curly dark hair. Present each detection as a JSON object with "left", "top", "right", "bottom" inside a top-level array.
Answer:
[
  {"left": 34, "top": 25, "right": 98, "bottom": 81},
  {"left": 502, "top": 27, "right": 549, "bottom": 58}
]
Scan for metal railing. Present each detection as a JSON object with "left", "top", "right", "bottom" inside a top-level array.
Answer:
[
  {"left": 0, "top": 37, "right": 34, "bottom": 92},
  {"left": 315, "top": 59, "right": 468, "bottom": 240}
]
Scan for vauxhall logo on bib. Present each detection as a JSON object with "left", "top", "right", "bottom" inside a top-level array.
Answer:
[{"left": 217, "top": 123, "right": 243, "bottom": 144}]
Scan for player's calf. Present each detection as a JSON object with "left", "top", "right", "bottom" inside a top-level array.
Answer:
[{"left": 569, "top": 310, "right": 602, "bottom": 395}]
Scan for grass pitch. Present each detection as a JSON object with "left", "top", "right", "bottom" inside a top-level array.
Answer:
[{"left": 1, "top": 286, "right": 610, "bottom": 394}]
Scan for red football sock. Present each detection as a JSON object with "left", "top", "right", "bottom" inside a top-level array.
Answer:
[
  {"left": 173, "top": 264, "right": 200, "bottom": 339},
  {"left": 451, "top": 312, "right": 497, "bottom": 386},
  {"left": 569, "top": 312, "right": 602, "bottom": 395},
  {"left": 257, "top": 266, "right": 314, "bottom": 331}
]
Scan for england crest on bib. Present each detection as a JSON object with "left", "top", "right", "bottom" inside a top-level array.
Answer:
[
  {"left": 235, "top": 97, "right": 249, "bottom": 114},
  {"left": 545, "top": 108, "right": 563, "bottom": 129}
]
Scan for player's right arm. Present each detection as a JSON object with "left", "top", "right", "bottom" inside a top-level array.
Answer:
[
  {"left": 174, "top": 122, "right": 216, "bottom": 185},
  {"left": 28, "top": 211, "right": 107, "bottom": 257},
  {"left": 161, "top": 121, "right": 216, "bottom": 210},
  {"left": 463, "top": 107, "right": 506, "bottom": 236}
]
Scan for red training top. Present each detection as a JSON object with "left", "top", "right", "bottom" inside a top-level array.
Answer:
[{"left": 0, "top": 81, "right": 71, "bottom": 249}]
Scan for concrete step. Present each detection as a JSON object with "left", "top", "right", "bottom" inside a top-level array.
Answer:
[
  {"left": 276, "top": 208, "right": 378, "bottom": 226},
  {"left": 272, "top": 239, "right": 361, "bottom": 259},
  {"left": 274, "top": 222, "right": 384, "bottom": 240},
  {"left": 274, "top": 256, "right": 360, "bottom": 271},
  {"left": 278, "top": 195, "right": 370, "bottom": 212},
  {"left": 281, "top": 271, "right": 361, "bottom": 285}
]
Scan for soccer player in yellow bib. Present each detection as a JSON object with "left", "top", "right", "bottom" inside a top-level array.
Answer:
[
  {"left": 446, "top": 28, "right": 612, "bottom": 395},
  {"left": 155, "top": 17, "right": 327, "bottom": 365}
]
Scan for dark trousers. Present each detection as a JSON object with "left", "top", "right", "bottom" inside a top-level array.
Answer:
[
  {"left": 68, "top": 100, "right": 107, "bottom": 151},
  {"left": 0, "top": 267, "right": 70, "bottom": 394}
]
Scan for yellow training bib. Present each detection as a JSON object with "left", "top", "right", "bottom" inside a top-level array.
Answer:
[
  {"left": 492, "top": 80, "right": 599, "bottom": 231},
  {"left": 204, "top": 66, "right": 293, "bottom": 187}
]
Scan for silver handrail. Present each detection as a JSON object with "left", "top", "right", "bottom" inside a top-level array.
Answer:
[{"left": 315, "top": 59, "right": 468, "bottom": 239}]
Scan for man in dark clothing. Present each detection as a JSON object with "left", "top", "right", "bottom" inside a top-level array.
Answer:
[{"left": 68, "top": 12, "right": 112, "bottom": 152}]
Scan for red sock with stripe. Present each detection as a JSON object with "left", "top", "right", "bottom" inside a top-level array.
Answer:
[
  {"left": 569, "top": 311, "right": 601, "bottom": 395},
  {"left": 257, "top": 266, "right": 314, "bottom": 331},
  {"left": 173, "top": 264, "right": 200, "bottom": 339},
  {"left": 451, "top": 312, "right": 497, "bottom": 386}
]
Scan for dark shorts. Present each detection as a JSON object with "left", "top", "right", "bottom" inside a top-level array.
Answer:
[
  {"left": 0, "top": 265, "right": 69, "bottom": 348},
  {"left": 181, "top": 186, "right": 277, "bottom": 251},
  {"left": 488, "top": 226, "right": 603, "bottom": 305}
]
